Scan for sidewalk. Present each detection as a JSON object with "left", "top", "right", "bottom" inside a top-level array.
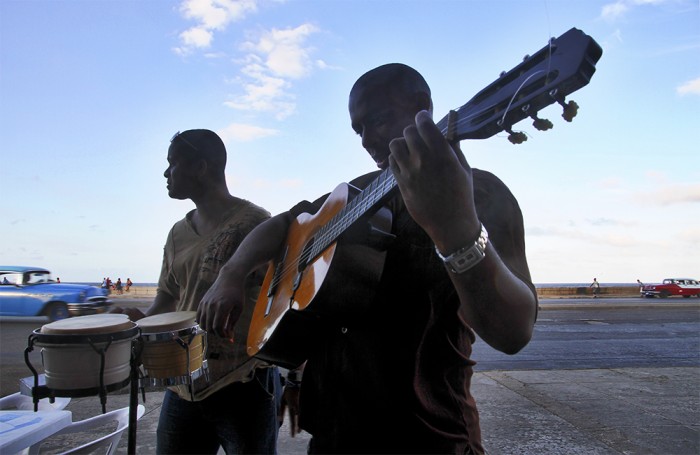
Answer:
[{"left": 39, "top": 366, "right": 698, "bottom": 454}]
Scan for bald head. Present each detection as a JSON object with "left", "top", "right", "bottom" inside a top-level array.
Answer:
[{"left": 350, "top": 63, "right": 432, "bottom": 112}]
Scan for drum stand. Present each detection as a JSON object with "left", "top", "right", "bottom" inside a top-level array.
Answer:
[
  {"left": 127, "top": 351, "right": 141, "bottom": 455},
  {"left": 23, "top": 331, "right": 143, "bottom": 455}
]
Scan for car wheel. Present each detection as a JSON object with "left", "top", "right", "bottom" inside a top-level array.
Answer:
[
  {"left": 45, "top": 303, "right": 69, "bottom": 321},
  {"left": 659, "top": 290, "right": 670, "bottom": 299}
]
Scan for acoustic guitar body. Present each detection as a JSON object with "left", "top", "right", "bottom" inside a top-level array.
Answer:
[{"left": 247, "top": 182, "right": 392, "bottom": 368}]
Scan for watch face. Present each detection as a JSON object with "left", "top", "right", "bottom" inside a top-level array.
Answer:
[
  {"left": 449, "top": 246, "right": 486, "bottom": 273},
  {"left": 437, "top": 224, "right": 488, "bottom": 274}
]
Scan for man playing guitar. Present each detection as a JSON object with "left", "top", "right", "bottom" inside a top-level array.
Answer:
[{"left": 198, "top": 62, "right": 539, "bottom": 454}]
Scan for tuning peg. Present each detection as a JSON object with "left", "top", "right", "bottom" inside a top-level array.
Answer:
[
  {"left": 497, "top": 118, "right": 528, "bottom": 144},
  {"left": 522, "top": 104, "right": 553, "bottom": 131},
  {"left": 549, "top": 88, "right": 579, "bottom": 122},
  {"left": 505, "top": 126, "right": 528, "bottom": 144},
  {"left": 532, "top": 115, "right": 553, "bottom": 131},
  {"left": 560, "top": 100, "right": 579, "bottom": 122}
]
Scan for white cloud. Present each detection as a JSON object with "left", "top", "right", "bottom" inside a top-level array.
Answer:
[
  {"left": 227, "top": 23, "right": 321, "bottom": 119},
  {"left": 173, "top": 0, "right": 259, "bottom": 54},
  {"left": 600, "top": 0, "right": 672, "bottom": 22},
  {"left": 527, "top": 224, "right": 642, "bottom": 248},
  {"left": 601, "top": 1, "right": 630, "bottom": 21},
  {"left": 173, "top": 1, "right": 323, "bottom": 124},
  {"left": 179, "top": 26, "right": 214, "bottom": 49},
  {"left": 678, "top": 227, "right": 700, "bottom": 243},
  {"left": 640, "top": 183, "right": 700, "bottom": 205},
  {"left": 598, "top": 177, "right": 623, "bottom": 189},
  {"left": 180, "top": 0, "right": 257, "bottom": 30},
  {"left": 677, "top": 77, "right": 700, "bottom": 96},
  {"left": 242, "top": 24, "right": 319, "bottom": 79},
  {"left": 218, "top": 123, "right": 279, "bottom": 142},
  {"left": 585, "top": 217, "right": 637, "bottom": 227}
]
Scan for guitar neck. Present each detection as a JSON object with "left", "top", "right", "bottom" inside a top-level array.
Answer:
[
  {"left": 308, "top": 105, "right": 460, "bottom": 260},
  {"left": 309, "top": 168, "right": 397, "bottom": 259},
  {"left": 308, "top": 27, "right": 602, "bottom": 263}
]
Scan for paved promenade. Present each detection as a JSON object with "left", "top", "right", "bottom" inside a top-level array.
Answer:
[
  {"left": 40, "top": 365, "right": 696, "bottom": 455},
  {"left": 23, "top": 298, "right": 700, "bottom": 454}
]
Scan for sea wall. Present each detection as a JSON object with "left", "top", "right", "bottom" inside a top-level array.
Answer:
[
  {"left": 536, "top": 285, "right": 639, "bottom": 298},
  {"left": 117, "top": 286, "right": 158, "bottom": 297},
  {"left": 117, "top": 285, "right": 640, "bottom": 299}
]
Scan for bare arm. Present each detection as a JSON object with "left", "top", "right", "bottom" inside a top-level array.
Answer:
[
  {"left": 111, "top": 289, "right": 177, "bottom": 321},
  {"left": 389, "top": 110, "right": 537, "bottom": 354},
  {"left": 197, "top": 211, "right": 294, "bottom": 338}
]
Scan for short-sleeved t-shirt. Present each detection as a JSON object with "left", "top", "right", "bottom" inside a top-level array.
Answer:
[{"left": 157, "top": 198, "right": 271, "bottom": 400}]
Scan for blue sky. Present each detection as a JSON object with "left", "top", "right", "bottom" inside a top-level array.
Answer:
[{"left": 1, "top": 0, "right": 698, "bottom": 284}]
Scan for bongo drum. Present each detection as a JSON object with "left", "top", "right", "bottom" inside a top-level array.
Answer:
[
  {"left": 31, "top": 314, "right": 139, "bottom": 395},
  {"left": 136, "top": 311, "right": 207, "bottom": 386}
]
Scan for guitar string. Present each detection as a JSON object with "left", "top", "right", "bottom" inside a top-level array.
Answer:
[
  {"left": 264, "top": 81, "right": 537, "bottom": 291},
  {"left": 497, "top": 29, "right": 555, "bottom": 134},
  {"left": 265, "top": 36, "right": 557, "bottom": 292},
  {"left": 266, "top": 170, "right": 396, "bottom": 290}
]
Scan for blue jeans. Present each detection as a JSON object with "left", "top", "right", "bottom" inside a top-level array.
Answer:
[{"left": 156, "top": 367, "right": 282, "bottom": 454}]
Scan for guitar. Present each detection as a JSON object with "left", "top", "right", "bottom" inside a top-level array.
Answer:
[{"left": 247, "top": 27, "right": 603, "bottom": 368}]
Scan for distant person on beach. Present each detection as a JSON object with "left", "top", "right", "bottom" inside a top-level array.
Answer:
[
  {"left": 590, "top": 278, "right": 601, "bottom": 298},
  {"left": 110, "top": 129, "right": 281, "bottom": 454},
  {"left": 115, "top": 278, "right": 123, "bottom": 294},
  {"left": 125, "top": 278, "right": 133, "bottom": 292}
]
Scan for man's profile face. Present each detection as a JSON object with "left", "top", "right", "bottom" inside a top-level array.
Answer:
[
  {"left": 349, "top": 85, "right": 418, "bottom": 170},
  {"left": 164, "top": 145, "right": 199, "bottom": 200}
]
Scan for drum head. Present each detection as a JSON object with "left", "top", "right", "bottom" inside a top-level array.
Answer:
[
  {"left": 41, "top": 313, "right": 135, "bottom": 335},
  {"left": 137, "top": 311, "right": 198, "bottom": 333}
]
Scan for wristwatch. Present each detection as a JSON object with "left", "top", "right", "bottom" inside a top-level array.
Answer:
[{"left": 435, "top": 223, "right": 488, "bottom": 274}]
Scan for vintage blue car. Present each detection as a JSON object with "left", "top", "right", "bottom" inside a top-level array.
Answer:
[{"left": 0, "top": 266, "right": 112, "bottom": 320}]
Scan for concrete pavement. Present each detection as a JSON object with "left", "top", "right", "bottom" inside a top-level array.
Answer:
[
  {"left": 32, "top": 366, "right": 699, "bottom": 454},
  {"left": 17, "top": 299, "right": 700, "bottom": 454}
]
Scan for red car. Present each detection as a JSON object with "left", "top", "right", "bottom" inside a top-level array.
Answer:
[{"left": 641, "top": 278, "right": 700, "bottom": 298}]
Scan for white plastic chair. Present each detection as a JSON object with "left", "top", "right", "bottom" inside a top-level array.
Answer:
[
  {"left": 0, "top": 392, "right": 71, "bottom": 411},
  {"left": 29, "top": 404, "right": 145, "bottom": 455}
]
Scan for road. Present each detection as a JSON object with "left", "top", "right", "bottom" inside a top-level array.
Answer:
[
  {"left": 1, "top": 298, "right": 699, "bottom": 397},
  {"left": 473, "top": 304, "right": 700, "bottom": 371}
]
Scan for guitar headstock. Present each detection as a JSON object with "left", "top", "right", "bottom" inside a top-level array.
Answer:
[{"left": 437, "top": 27, "right": 602, "bottom": 144}]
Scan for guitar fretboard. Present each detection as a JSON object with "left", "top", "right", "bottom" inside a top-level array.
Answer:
[{"left": 308, "top": 168, "right": 396, "bottom": 261}]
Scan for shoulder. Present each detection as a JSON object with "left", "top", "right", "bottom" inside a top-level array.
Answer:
[
  {"left": 472, "top": 168, "right": 522, "bottom": 214},
  {"left": 224, "top": 199, "right": 271, "bottom": 232},
  {"left": 473, "top": 168, "right": 514, "bottom": 195},
  {"left": 236, "top": 199, "right": 271, "bottom": 220},
  {"left": 472, "top": 168, "right": 526, "bottom": 242},
  {"left": 168, "top": 212, "right": 193, "bottom": 238}
]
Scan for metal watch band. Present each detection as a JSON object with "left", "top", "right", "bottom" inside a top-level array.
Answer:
[{"left": 435, "top": 223, "right": 489, "bottom": 274}]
